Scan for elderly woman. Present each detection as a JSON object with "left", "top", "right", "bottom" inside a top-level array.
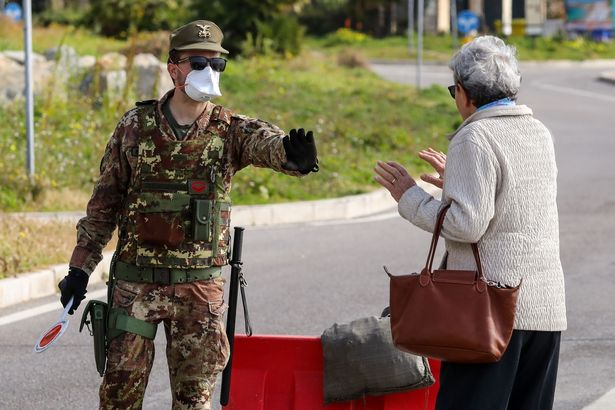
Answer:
[{"left": 375, "top": 36, "right": 566, "bottom": 409}]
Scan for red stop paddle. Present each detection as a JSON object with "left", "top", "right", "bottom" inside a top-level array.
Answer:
[{"left": 34, "top": 296, "right": 73, "bottom": 353}]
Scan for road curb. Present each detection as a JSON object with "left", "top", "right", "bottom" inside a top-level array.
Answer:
[
  {"left": 598, "top": 71, "right": 615, "bottom": 85},
  {"left": 0, "top": 187, "right": 403, "bottom": 309},
  {"left": 9, "top": 189, "right": 397, "bottom": 227}
]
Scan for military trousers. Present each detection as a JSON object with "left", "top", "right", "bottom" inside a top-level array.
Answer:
[{"left": 99, "top": 277, "right": 230, "bottom": 410}]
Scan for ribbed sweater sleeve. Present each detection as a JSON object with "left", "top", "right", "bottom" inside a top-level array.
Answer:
[{"left": 398, "top": 138, "right": 497, "bottom": 243}]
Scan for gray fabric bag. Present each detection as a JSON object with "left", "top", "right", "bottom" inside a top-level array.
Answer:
[{"left": 321, "top": 315, "right": 434, "bottom": 404}]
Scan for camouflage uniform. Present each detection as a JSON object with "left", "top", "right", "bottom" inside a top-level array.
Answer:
[{"left": 70, "top": 89, "right": 300, "bottom": 409}]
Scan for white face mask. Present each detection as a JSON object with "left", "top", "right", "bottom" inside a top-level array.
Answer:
[{"left": 183, "top": 66, "right": 222, "bottom": 102}]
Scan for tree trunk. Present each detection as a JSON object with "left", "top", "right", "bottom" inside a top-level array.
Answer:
[
  {"left": 390, "top": 2, "right": 399, "bottom": 34},
  {"left": 378, "top": 4, "right": 386, "bottom": 36}
]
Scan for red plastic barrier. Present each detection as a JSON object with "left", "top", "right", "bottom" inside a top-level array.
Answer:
[{"left": 224, "top": 335, "right": 441, "bottom": 410}]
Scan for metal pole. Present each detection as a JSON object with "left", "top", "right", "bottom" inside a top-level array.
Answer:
[
  {"left": 408, "top": 0, "right": 414, "bottom": 54},
  {"left": 417, "top": 0, "right": 424, "bottom": 90},
  {"left": 451, "top": 0, "right": 458, "bottom": 48},
  {"left": 502, "top": 0, "right": 512, "bottom": 36},
  {"left": 24, "top": 0, "right": 35, "bottom": 178}
]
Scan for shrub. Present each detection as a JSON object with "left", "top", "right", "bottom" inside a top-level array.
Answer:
[
  {"left": 337, "top": 49, "right": 368, "bottom": 68},
  {"left": 122, "top": 31, "right": 170, "bottom": 59},
  {"left": 36, "top": 7, "right": 87, "bottom": 27},
  {"left": 244, "top": 14, "right": 306, "bottom": 57},
  {"left": 324, "top": 28, "right": 369, "bottom": 47},
  {"left": 85, "top": 0, "right": 193, "bottom": 38}
]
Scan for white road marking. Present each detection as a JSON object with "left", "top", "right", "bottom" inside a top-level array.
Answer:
[
  {"left": 533, "top": 82, "right": 615, "bottom": 103},
  {"left": 0, "top": 288, "right": 107, "bottom": 327},
  {"left": 584, "top": 387, "right": 615, "bottom": 409}
]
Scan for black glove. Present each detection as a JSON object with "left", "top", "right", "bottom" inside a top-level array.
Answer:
[
  {"left": 282, "top": 128, "right": 319, "bottom": 174},
  {"left": 58, "top": 267, "right": 89, "bottom": 315}
]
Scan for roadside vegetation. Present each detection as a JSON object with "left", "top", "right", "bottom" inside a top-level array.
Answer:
[
  {"left": 0, "top": 215, "right": 117, "bottom": 279},
  {"left": 0, "top": 43, "right": 458, "bottom": 212},
  {"left": 311, "top": 28, "right": 615, "bottom": 62}
]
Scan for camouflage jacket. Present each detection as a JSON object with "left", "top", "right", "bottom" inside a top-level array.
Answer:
[{"left": 70, "top": 90, "right": 299, "bottom": 274}]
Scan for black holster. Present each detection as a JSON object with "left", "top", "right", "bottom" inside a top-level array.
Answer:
[{"left": 79, "top": 299, "right": 109, "bottom": 377}]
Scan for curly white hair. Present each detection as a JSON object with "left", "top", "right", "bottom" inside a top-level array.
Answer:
[{"left": 449, "top": 35, "right": 521, "bottom": 107}]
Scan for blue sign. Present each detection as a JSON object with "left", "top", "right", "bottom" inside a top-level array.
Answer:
[
  {"left": 458, "top": 10, "right": 480, "bottom": 35},
  {"left": 4, "top": 2, "right": 22, "bottom": 21}
]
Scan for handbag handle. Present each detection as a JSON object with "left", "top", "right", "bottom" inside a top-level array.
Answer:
[{"left": 425, "top": 204, "right": 486, "bottom": 281}]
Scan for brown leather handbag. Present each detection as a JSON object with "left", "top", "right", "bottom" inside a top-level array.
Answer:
[{"left": 385, "top": 204, "right": 521, "bottom": 363}]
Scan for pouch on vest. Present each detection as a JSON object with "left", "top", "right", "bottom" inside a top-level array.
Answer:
[
  {"left": 79, "top": 300, "right": 108, "bottom": 377},
  {"left": 136, "top": 192, "right": 190, "bottom": 247},
  {"left": 213, "top": 201, "right": 231, "bottom": 256},
  {"left": 192, "top": 199, "right": 213, "bottom": 242}
]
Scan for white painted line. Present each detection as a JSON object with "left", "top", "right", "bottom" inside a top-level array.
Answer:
[
  {"left": 584, "top": 387, "right": 615, "bottom": 409},
  {"left": 0, "top": 288, "right": 107, "bottom": 327},
  {"left": 533, "top": 82, "right": 615, "bottom": 103}
]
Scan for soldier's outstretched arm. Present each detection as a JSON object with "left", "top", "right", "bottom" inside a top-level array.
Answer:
[{"left": 228, "top": 115, "right": 318, "bottom": 175}]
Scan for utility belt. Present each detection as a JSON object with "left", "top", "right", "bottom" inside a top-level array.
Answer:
[
  {"left": 115, "top": 260, "right": 222, "bottom": 285},
  {"left": 80, "top": 257, "right": 223, "bottom": 376}
]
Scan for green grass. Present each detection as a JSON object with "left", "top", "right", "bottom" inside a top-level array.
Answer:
[
  {"left": 217, "top": 55, "right": 458, "bottom": 204},
  {"left": 308, "top": 30, "right": 615, "bottom": 62},
  {"left": 0, "top": 50, "right": 459, "bottom": 211}
]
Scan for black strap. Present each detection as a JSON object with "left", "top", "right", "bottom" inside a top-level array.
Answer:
[{"left": 239, "top": 273, "right": 253, "bottom": 336}]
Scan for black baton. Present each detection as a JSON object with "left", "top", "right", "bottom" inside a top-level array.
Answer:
[{"left": 220, "top": 226, "right": 244, "bottom": 406}]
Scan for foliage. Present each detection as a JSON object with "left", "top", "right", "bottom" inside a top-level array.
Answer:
[
  {"left": 0, "top": 84, "right": 122, "bottom": 211},
  {"left": 336, "top": 49, "right": 369, "bottom": 68},
  {"left": 0, "top": 215, "right": 116, "bottom": 279},
  {"left": 192, "top": 0, "right": 306, "bottom": 56},
  {"left": 309, "top": 32, "right": 615, "bottom": 62},
  {"left": 300, "top": 0, "right": 406, "bottom": 37},
  {"left": 298, "top": 0, "right": 348, "bottom": 36},
  {"left": 35, "top": 7, "right": 87, "bottom": 27},
  {"left": 506, "top": 35, "right": 615, "bottom": 61},
  {"left": 0, "top": 216, "right": 75, "bottom": 278},
  {"left": 242, "top": 14, "right": 306, "bottom": 57},
  {"left": 121, "top": 31, "right": 170, "bottom": 60},
  {"left": 84, "top": 0, "right": 193, "bottom": 38},
  {"left": 0, "top": 50, "right": 458, "bottom": 211},
  {"left": 324, "top": 28, "right": 368, "bottom": 46}
]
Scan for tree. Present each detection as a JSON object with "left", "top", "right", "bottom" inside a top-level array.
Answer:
[
  {"left": 192, "top": 0, "right": 306, "bottom": 55},
  {"left": 85, "top": 0, "right": 193, "bottom": 38}
]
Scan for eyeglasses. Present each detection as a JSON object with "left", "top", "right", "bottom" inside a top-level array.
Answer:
[
  {"left": 175, "top": 56, "right": 227, "bottom": 72},
  {"left": 448, "top": 84, "right": 456, "bottom": 99}
]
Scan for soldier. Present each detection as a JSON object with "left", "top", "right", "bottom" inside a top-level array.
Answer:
[{"left": 58, "top": 20, "right": 318, "bottom": 409}]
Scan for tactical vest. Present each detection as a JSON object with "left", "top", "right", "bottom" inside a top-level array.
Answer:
[{"left": 119, "top": 102, "right": 233, "bottom": 268}]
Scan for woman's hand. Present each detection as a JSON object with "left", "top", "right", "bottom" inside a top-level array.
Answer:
[
  {"left": 374, "top": 161, "right": 416, "bottom": 202},
  {"left": 418, "top": 148, "right": 446, "bottom": 189}
]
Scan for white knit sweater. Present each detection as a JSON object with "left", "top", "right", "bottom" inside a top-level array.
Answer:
[{"left": 398, "top": 105, "right": 567, "bottom": 331}]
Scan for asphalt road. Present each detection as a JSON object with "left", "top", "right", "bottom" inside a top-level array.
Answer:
[{"left": 1, "top": 60, "right": 614, "bottom": 410}]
